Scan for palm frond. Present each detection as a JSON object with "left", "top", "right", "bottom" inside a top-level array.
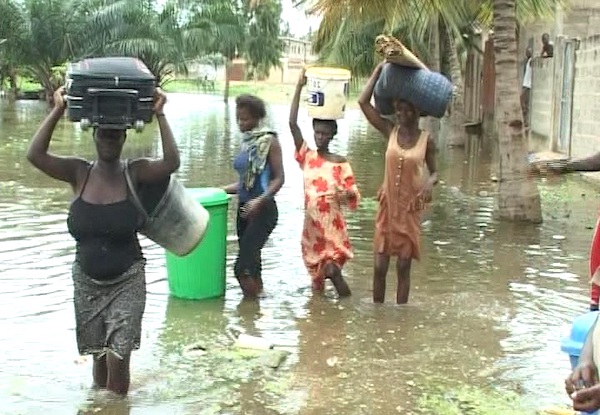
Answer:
[{"left": 299, "top": 0, "right": 562, "bottom": 75}]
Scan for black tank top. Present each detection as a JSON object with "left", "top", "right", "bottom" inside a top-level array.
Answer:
[{"left": 67, "top": 163, "right": 143, "bottom": 280}]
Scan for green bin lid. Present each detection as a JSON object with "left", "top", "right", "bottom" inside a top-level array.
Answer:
[{"left": 186, "top": 187, "right": 230, "bottom": 207}]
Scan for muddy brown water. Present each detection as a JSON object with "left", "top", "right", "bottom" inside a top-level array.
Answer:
[{"left": 0, "top": 94, "right": 597, "bottom": 414}]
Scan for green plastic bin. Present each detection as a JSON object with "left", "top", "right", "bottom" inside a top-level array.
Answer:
[{"left": 165, "top": 187, "right": 230, "bottom": 300}]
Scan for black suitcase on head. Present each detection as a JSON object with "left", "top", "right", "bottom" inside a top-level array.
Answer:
[{"left": 65, "top": 57, "right": 156, "bottom": 132}]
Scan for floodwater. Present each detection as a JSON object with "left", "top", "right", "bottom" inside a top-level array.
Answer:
[{"left": 0, "top": 93, "right": 598, "bottom": 414}]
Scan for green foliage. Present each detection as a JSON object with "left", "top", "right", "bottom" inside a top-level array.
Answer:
[
  {"left": 296, "top": 0, "right": 565, "bottom": 76},
  {"left": 0, "top": 0, "right": 284, "bottom": 94},
  {"left": 417, "top": 383, "right": 535, "bottom": 415},
  {"left": 189, "top": 0, "right": 283, "bottom": 80},
  {"left": 2, "top": 0, "right": 85, "bottom": 92},
  {"left": 76, "top": 0, "right": 213, "bottom": 83},
  {"left": 245, "top": 0, "right": 283, "bottom": 79}
]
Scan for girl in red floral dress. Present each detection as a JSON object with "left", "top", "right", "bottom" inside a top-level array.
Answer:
[{"left": 289, "top": 69, "right": 360, "bottom": 297}]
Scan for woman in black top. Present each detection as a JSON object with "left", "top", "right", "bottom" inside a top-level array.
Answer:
[{"left": 26, "top": 86, "right": 180, "bottom": 395}]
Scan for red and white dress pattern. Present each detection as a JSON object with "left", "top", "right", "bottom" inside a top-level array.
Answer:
[{"left": 295, "top": 142, "right": 360, "bottom": 290}]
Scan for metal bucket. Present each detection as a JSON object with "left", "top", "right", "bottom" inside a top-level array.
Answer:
[{"left": 125, "top": 166, "right": 209, "bottom": 257}]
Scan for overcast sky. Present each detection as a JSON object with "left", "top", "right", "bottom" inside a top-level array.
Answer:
[{"left": 280, "top": 0, "right": 321, "bottom": 36}]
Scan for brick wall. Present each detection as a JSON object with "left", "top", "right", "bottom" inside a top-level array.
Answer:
[
  {"left": 530, "top": 57, "right": 554, "bottom": 139},
  {"left": 570, "top": 34, "right": 600, "bottom": 159}
]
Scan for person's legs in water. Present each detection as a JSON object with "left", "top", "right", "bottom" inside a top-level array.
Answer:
[
  {"left": 323, "top": 261, "right": 351, "bottom": 297},
  {"left": 373, "top": 253, "right": 390, "bottom": 303},
  {"left": 92, "top": 354, "right": 107, "bottom": 388},
  {"left": 311, "top": 271, "right": 325, "bottom": 293},
  {"left": 396, "top": 258, "right": 412, "bottom": 304},
  {"left": 90, "top": 352, "right": 131, "bottom": 395},
  {"left": 255, "top": 253, "right": 263, "bottom": 292},
  {"left": 103, "top": 264, "right": 145, "bottom": 395},
  {"left": 235, "top": 200, "right": 278, "bottom": 298},
  {"left": 235, "top": 206, "right": 258, "bottom": 298},
  {"left": 106, "top": 352, "right": 131, "bottom": 395},
  {"left": 75, "top": 258, "right": 145, "bottom": 397}
]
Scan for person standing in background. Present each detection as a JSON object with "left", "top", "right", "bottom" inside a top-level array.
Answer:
[
  {"left": 541, "top": 33, "right": 554, "bottom": 58},
  {"left": 521, "top": 47, "right": 533, "bottom": 128}
]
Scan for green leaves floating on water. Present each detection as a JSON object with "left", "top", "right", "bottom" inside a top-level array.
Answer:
[
  {"left": 216, "top": 347, "right": 264, "bottom": 361},
  {"left": 417, "top": 384, "right": 535, "bottom": 415}
]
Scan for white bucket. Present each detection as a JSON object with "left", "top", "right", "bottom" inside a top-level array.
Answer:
[
  {"left": 125, "top": 166, "right": 209, "bottom": 257},
  {"left": 234, "top": 334, "right": 274, "bottom": 350},
  {"left": 305, "top": 66, "right": 351, "bottom": 120}
]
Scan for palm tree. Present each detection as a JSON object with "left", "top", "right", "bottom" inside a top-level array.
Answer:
[
  {"left": 187, "top": 0, "right": 246, "bottom": 102},
  {"left": 0, "top": 0, "right": 212, "bottom": 102},
  {"left": 299, "top": 0, "right": 560, "bottom": 135},
  {"left": 492, "top": 0, "right": 542, "bottom": 222},
  {"left": 188, "top": 0, "right": 283, "bottom": 101},
  {"left": 4, "top": 0, "right": 86, "bottom": 102},
  {"left": 0, "top": 1, "right": 19, "bottom": 94},
  {"left": 78, "top": 0, "right": 212, "bottom": 85},
  {"left": 299, "top": 0, "right": 481, "bottom": 146},
  {"left": 245, "top": 0, "right": 283, "bottom": 80}
]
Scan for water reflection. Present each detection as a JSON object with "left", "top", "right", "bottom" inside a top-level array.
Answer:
[{"left": 0, "top": 94, "right": 597, "bottom": 414}]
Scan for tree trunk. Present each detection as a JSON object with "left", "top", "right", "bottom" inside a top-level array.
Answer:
[
  {"left": 493, "top": 0, "right": 542, "bottom": 223},
  {"left": 445, "top": 24, "right": 467, "bottom": 147},
  {"left": 8, "top": 66, "right": 18, "bottom": 96},
  {"left": 422, "top": 15, "right": 440, "bottom": 137},
  {"left": 0, "top": 66, "right": 5, "bottom": 94},
  {"left": 38, "top": 72, "right": 55, "bottom": 106},
  {"left": 224, "top": 58, "right": 231, "bottom": 103}
]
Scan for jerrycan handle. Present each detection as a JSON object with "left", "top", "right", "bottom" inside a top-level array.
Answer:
[{"left": 124, "top": 159, "right": 150, "bottom": 226}]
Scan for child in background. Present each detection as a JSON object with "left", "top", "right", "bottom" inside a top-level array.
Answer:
[{"left": 288, "top": 68, "right": 360, "bottom": 297}]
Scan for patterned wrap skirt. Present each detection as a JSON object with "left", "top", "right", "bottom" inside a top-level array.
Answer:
[{"left": 72, "top": 259, "right": 146, "bottom": 359}]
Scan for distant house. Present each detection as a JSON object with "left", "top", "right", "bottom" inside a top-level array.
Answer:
[{"left": 229, "top": 36, "right": 318, "bottom": 83}]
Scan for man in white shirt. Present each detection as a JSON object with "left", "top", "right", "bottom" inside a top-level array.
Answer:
[{"left": 521, "top": 47, "right": 533, "bottom": 128}]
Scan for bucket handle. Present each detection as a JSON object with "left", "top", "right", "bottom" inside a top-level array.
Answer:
[{"left": 124, "top": 160, "right": 150, "bottom": 226}]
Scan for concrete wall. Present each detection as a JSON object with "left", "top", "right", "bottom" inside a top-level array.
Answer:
[
  {"left": 529, "top": 57, "right": 554, "bottom": 140},
  {"left": 519, "top": 0, "right": 600, "bottom": 59},
  {"left": 180, "top": 36, "right": 317, "bottom": 84},
  {"left": 264, "top": 37, "right": 318, "bottom": 84},
  {"left": 227, "top": 55, "right": 318, "bottom": 84},
  {"left": 529, "top": 33, "right": 600, "bottom": 158},
  {"left": 570, "top": 34, "right": 600, "bottom": 159}
]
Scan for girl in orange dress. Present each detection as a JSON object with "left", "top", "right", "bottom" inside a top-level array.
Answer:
[
  {"left": 289, "top": 69, "right": 360, "bottom": 297},
  {"left": 358, "top": 62, "right": 439, "bottom": 304}
]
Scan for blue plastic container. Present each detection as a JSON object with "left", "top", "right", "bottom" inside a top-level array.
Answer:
[
  {"left": 373, "top": 63, "right": 453, "bottom": 119},
  {"left": 560, "top": 311, "right": 600, "bottom": 415}
]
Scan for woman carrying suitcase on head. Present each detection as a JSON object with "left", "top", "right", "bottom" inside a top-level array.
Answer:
[{"left": 26, "top": 86, "right": 179, "bottom": 396}]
